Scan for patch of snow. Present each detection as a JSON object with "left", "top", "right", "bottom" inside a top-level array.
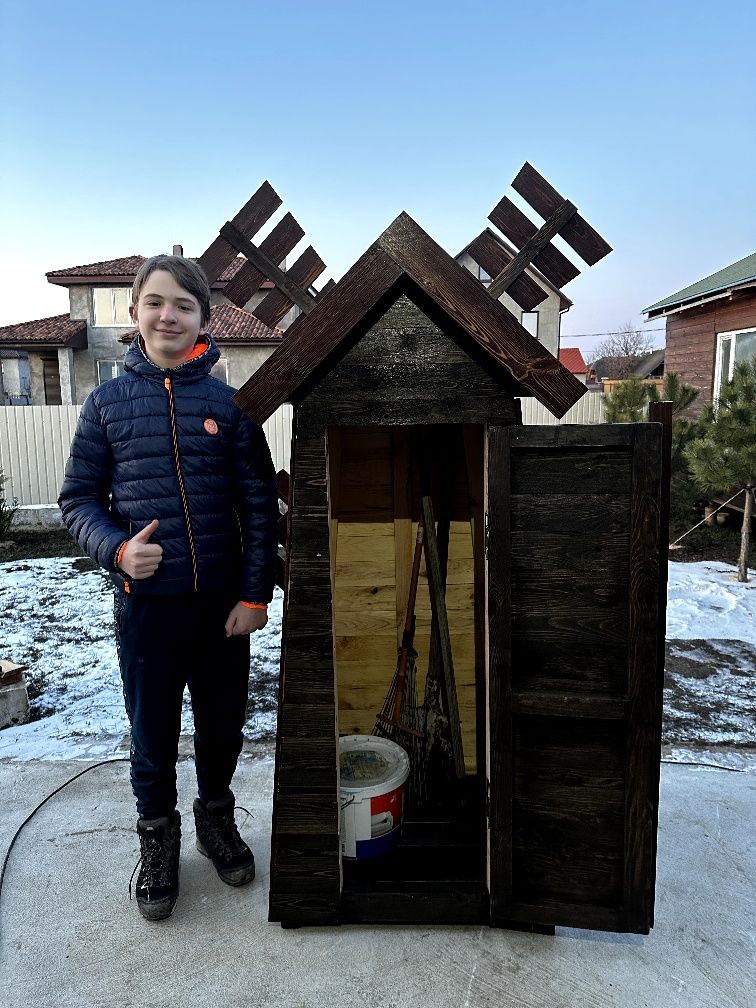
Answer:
[
  {"left": 0, "top": 557, "right": 282, "bottom": 761},
  {"left": 667, "top": 561, "right": 756, "bottom": 644}
]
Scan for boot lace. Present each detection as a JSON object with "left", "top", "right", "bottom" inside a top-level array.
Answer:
[
  {"left": 128, "top": 830, "right": 175, "bottom": 898},
  {"left": 203, "top": 804, "right": 253, "bottom": 860}
]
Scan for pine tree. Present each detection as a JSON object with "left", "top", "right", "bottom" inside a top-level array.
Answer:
[
  {"left": 604, "top": 375, "right": 654, "bottom": 422},
  {"left": 684, "top": 360, "right": 756, "bottom": 582},
  {"left": 603, "top": 371, "right": 698, "bottom": 423}
]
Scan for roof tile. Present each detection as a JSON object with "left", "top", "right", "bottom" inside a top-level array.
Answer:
[
  {"left": 0, "top": 314, "right": 87, "bottom": 347},
  {"left": 558, "top": 347, "right": 588, "bottom": 373}
]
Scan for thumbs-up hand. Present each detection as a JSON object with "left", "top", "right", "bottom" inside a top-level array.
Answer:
[{"left": 118, "top": 519, "right": 163, "bottom": 579}]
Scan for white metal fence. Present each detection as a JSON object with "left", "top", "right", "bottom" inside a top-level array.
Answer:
[
  {"left": 0, "top": 396, "right": 605, "bottom": 509},
  {"left": 0, "top": 404, "right": 294, "bottom": 507},
  {"left": 518, "top": 393, "right": 606, "bottom": 426}
]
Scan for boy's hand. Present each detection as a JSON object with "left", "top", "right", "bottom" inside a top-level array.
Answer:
[
  {"left": 225, "top": 603, "right": 268, "bottom": 637},
  {"left": 119, "top": 519, "right": 163, "bottom": 579}
]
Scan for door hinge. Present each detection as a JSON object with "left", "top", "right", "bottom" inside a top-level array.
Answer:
[
  {"left": 485, "top": 778, "right": 491, "bottom": 821},
  {"left": 484, "top": 513, "right": 489, "bottom": 558}
]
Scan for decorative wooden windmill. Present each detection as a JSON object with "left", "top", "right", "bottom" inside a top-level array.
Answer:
[{"left": 196, "top": 166, "right": 669, "bottom": 937}]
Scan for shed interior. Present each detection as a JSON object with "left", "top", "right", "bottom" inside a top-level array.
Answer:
[{"left": 327, "top": 422, "right": 489, "bottom": 900}]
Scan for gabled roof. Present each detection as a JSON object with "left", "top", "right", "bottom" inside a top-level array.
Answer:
[
  {"left": 633, "top": 349, "right": 665, "bottom": 378},
  {"left": 0, "top": 314, "right": 87, "bottom": 350},
  {"left": 46, "top": 256, "right": 272, "bottom": 289},
  {"left": 558, "top": 347, "right": 588, "bottom": 374},
  {"left": 234, "top": 212, "right": 586, "bottom": 423},
  {"left": 118, "top": 303, "right": 282, "bottom": 344},
  {"left": 644, "top": 252, "right": 756, "bottom": 317}
]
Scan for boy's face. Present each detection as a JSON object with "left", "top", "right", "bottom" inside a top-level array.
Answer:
[{"left": 130, "top": 269, "right": 204, "bottom": 369}]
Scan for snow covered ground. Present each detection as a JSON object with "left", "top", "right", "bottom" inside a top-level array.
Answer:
[{"left": 0, "top": 557, "right": 754, "bottom": 766}]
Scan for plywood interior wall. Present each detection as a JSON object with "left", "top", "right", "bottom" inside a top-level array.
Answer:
[{"left": 329, "top": 424, "right": 482, "bottom": 774}]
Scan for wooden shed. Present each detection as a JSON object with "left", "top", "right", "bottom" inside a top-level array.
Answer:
[{"left": 235, "top": 211, "right": 668, "bottom": 934}]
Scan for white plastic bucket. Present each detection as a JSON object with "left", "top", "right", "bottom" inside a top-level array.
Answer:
[{"left": 339, "top": 734, "right": 410, "bottom": 860}]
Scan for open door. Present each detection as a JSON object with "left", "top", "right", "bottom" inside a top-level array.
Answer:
[{"left": 485, "top": 423, "right": 665, "bottom": 933}]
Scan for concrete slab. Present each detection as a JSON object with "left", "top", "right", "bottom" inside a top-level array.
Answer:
[{"left": 0, "top": 756, "right": 754, "bottom": 1008}]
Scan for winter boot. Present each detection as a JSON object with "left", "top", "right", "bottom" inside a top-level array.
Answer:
[
  {"left": 193, "top": 793, "right": 255, "bottom": 887},
  {"left": 132, "top": 811, "right": 181, "bottom": 921}
]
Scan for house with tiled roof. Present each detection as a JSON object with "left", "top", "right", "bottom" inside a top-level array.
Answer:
[
  {"left": 0, "top": 248, "right": 286, "bottom": 405},
  {"left": 644, "top": 252, "right": 756, "bottom": 414},
  {"left": 558, "top": 346, "right": 588, "bottom": 382}
]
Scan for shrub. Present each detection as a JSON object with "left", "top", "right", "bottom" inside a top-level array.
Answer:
[{"left": 0, "top": 467, "right": 18, "bottom": 539}]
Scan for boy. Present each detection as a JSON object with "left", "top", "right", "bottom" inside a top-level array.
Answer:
[{"left": 59, "top": 254, "right": 278, "bottom": 921}]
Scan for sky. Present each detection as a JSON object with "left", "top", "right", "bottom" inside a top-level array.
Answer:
[
  {"left": 1, "top": 0, "right": 754, "bottom": 358},
  {"left": 1, "top": 557, "right": 753, "bottom": 762}
]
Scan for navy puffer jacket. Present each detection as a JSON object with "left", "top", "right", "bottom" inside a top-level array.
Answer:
[{"left": 58, "top": 334, "right": 278, "bottom": 601}]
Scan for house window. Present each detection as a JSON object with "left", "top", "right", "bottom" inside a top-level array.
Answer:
[
  {"left": 476, "top": 264, "right": 491, "bottom": 286},
  {"left": 93, "top": 288, "right": 132, "bottom": 326},
  {"left": 211, "top": 358, "right": 229, "bottom": 383},
  {"left": 714, "top": 328, "right": 756, "bottom": 398},
  {"left": 97, "top": 360, "right": 125, "bottom": 384},
  {"left": 521, "top": 312, "right": 539, "bottom": 340}
]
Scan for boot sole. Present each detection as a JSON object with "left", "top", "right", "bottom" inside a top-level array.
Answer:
[
  {"left": 137, "top": 894, "right": 178, "bottom": 921},
  {"left": 196, "top": 840, "right": 255, "bottom": 887}
]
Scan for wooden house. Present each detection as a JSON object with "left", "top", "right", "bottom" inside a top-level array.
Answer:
[
  {"left": 235, "top": 211, "right": 668, "bottom": 934},
  {"left": 644, "top": 251, "right": 756, "bottom": 415}
]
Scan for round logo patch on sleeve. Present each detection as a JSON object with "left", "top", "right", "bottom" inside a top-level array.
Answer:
[{"left": 203, "top": 418, "right": 219, "bottom": 435}]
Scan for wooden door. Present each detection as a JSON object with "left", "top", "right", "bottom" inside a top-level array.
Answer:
[{"left": 485, "top": 423, "right": 665, "bottom": 933}]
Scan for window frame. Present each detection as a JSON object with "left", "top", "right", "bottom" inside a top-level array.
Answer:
[
  {"left": 93, "top": 287, "right": 132, "bottom": 327},
  {"left": 96, "top": 359, "right": 126, "bottom": 384},
  {"left": 714, "top": 326, "right": 756, "bottom": 400}
]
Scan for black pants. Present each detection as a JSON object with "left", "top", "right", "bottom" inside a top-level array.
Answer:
[{"left": 114, "top": 589, "right": 250, "bottom": 819}]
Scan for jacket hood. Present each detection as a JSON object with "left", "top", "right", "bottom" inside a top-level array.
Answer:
[{"left": 124, "top": 333, "right": 221, "bottom": 382}]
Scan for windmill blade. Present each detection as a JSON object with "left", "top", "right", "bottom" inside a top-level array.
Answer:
[
  {"left": 512, "top": 162, "right": 612, "bottom": 265},
  {"left": 224, "top": 212, "right": 305, "bottom": 308},
  {"left": 197, "top": 181, "right": 282, "bottom": 284}
]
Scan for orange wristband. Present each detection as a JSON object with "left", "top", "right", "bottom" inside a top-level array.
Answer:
[
  {"left": 115, "top": 540, "right": 129, "bottom": 569},
  {"left": 240, "top": 601, "right": 268, "bottom": 610}
]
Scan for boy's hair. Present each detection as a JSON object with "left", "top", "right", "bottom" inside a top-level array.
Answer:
[{"left": 132, "top": 254, "right": 212, "bottom": 327}]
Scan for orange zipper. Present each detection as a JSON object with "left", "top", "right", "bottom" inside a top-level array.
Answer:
[{"left": 165, "top": 376, "right": 199, "bottom": 591}]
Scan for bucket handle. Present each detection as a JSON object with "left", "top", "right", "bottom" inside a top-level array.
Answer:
[{"left": 340, "top": 795, "right": 355, "bottom": 811}]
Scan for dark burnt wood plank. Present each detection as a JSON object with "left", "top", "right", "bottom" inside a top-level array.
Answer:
[
  {"left": 511, "top": 638, "right": 628, "bottom": 694},
  {"left": 224, "top": 212, "right": 305, "bottom": 307},
  {"left": 269, "top": 893, "right": 340, "bottom": 925},
  {"left": 511, "top": 692, "right": 626, "bottom": 719},
  {"left": 512, "top": 163, "right": 612, "bottom": 266},
  {"left": 510, "top": 449, "right": 632, "bottom": 495},
  {"left": 510, "top": 493, "right": 630, "bottom": 534},
  {"left": 299, "top": 295, "right": 520, "bottom": 428},
  {"left": 465, "top": 230, "right": 548, "bottom": 311},
  {"left": 340, "top": 883, "right": 489, "bottom": 924},
  {"left": 497, "top": 900, "right": 623, "bottom": 933},
  {"left": 277, "top": 704, "right": 337, "bottom": 739},
  {"left": 647, "top": 401, "right": 672, "bottom": 929},
  {"left": 510, "top": 531, "right": 630, "bottom": 575},
  {"left": 270, "top": 420, "right": 340, "bottom": 926},
  {"left": 274, "top": 795, "right": 340, "bottom": 835},
  {"left": 197, "top": 181, "right": 281, "bottom": 282},
  {"left": 486, "top": 424, "right": 513, "bottom": 918},
  {"left": 253, "top": 246, "right": 327, "bottom": 327},
  {"left": 623, "top": 423, "right": 663, "bottom": 933},
  {"left": 488, "top": 197, "right": 581, "bottom": 291},
  {"left": 377, "top": 214, "right": 586, "bottom": 418},
  {"left": 234, "top": 242, "right": 405, "bottom": 423}
]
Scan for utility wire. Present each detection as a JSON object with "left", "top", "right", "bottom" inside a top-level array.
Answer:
[{"left": 0, "top": 758, "right": 129, "bottom": 910}]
